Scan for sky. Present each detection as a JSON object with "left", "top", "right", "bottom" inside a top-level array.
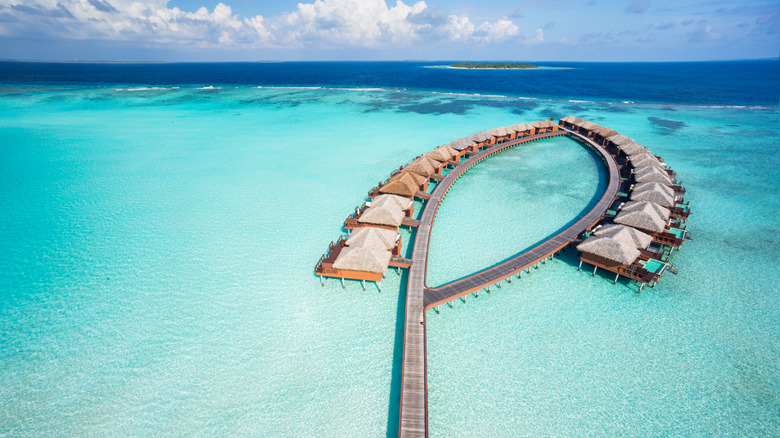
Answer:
[{"left": 0, "top": 0, "right": 776, "bottom": 62}]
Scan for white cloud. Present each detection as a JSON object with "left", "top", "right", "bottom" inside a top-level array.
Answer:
[{"left": 0, "top": 0, "right": 527, "bottom": 48}]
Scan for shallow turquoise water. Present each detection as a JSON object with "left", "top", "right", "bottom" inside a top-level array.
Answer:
[{"left": 0, "top": 86, "right": 778, "bottom": 436}]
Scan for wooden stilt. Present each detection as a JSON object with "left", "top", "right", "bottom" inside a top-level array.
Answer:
[
  {"left": 592, "top": 266, "right": 598, "bottom": 276},
  {"left": 639, "top": 283, "right": 645, "bottom": 293},
  {"left": 578, "top": 259, "right": 583, "bottom": 271},
  {"left": 614, "top": 273, "right": 619, "bottom": 284},
  {"left": 341, "top": 278, "right": 345, "bottom": 288},
  {"left": 448, "top": 301, "right": 453, "bottom": 308},
  {"left": 461, "top": 296, "right": 467, "bottom": 303},
  {"left": 362, "top": 279, "right": 366, "bottom": 291},
  {"left": 497, "top": 281, "right": 501, "bottom": 288},
  {"left": 435, "top": 306, "right": 440, "bottom": 314},
  {"left": 320, "top": 275, "right": 324, "bottom": 286},
  {"left": 377, "top": 281, "right": 382, "bottom": 292}
]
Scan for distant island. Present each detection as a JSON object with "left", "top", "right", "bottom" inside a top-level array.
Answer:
[{"left": 449, "top": 62, "right": 538, "bottom": 69}]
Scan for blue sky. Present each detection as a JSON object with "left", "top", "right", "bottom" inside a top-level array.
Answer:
[{"left": 0, "top": 0, "right": 776, "bottom": 61}]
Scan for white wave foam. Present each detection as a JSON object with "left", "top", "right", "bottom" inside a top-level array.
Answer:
[
  {"left": 115, "top": 86, "right": 180, "bottom": 91},
  {"left": 197, "top": 86, "right": 220, "bottom": 90}
]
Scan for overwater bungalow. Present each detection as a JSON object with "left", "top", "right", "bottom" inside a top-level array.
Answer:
[
  {"left": 577, "top": 233, "right": 661, "bottom": 287},
  {"left": 593, "top": 126, "right": 619, "bottom": 145},
  {"left": 332, "top": 246, "right": 391, "bottom": 282},
  {"left": 356, "top": 205, "right": 405, "bottom": 231},
  {"left": 633, "top": 166, "right": 673, "bottom": 185},
  {"left": 614, "top": 201, "right": 686, "bottom": 248},
  {"left": 377, "top": 171, "right": 427, "bottom": 197},
  {"left": 346, "top": 226, "right": 402, "bottom": 255},
  {"left": 578, "top": 121, "right": 600, "bottom": 137},
  {"left": 426, "top": 145, "right": 461, "bottom": 164},
  {"left": 404, "top": 156, "right": 442, "bottom": 176},
  {"left": 531, "top": 119, "right": 559, "bottom": 133},
  {"left": 509, "top": 122, "right": 535, "bottom": 137},
  {"left": 629, "top": 183, "right": 675, "bottom": 207},
  {"left": 368, "top": 193, "right": 414, "bottom": 217},
  {"left": 559, "top": 116, "right": 584, "bottom": 130},
  {"left": 486, "top": 126, "right": 511, "bottom": 143}
]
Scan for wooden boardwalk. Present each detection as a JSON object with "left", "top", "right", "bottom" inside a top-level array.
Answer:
[{"left": 398, "top": 128, "right": 620, "bottom": 437}]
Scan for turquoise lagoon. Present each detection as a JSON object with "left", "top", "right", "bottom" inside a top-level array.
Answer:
[{"left": 0, "top": 86, "right": 778, "bottom": 436}]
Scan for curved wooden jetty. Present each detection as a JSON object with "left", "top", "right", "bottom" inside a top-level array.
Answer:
[{"left": 398, "top": 128, "right": 621, "bottom": 437}]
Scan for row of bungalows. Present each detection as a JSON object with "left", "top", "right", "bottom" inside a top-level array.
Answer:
[
  {"left": 564, "top": 117, "right": 692, "bottom": 291},
  {"left": 315, "top": 120, "right": 565, "bottom": 289}
]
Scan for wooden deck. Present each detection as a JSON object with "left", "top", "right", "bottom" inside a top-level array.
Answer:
[{"left": 398, "top": 128, "right": 620, "bottom": 437}]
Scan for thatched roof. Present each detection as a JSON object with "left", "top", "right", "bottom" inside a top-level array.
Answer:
[
  {"left": 379, "top": 173, "right": 421, "bottom": 197},
  {"left": 594, "top": 126, "right": 618, "bottom": 138},
  {"left": 593, "top": 224, "right": 653, "bottom": 249},
  {"left": 580, "top": 121, "right": 600, "bottom": 131},
  {"left": 509, "top": 122, "right": 531, "bottom": 132},
  {"left": 622, "top": 200, "right": 671, "bottom": 221},
  {"left": 634, "top": 167, "right": 673, "bottom": 185},
  {"left": 332, "top": 247, "right": 392, "bottom": 274},
  {"left": 404, "top": 157, "right": 438, "bottom": 176},
  {"left": 614, "top": 206, "right": 667, "bottom": 234},
  {"left": 608, "top": 134, "right": 633, "bottom": 146},
  {"left": 559, "top": 116, "right": 577, "bottom": 123},
  {"left": 631, "top": 155, "right": 664, "bottom": 171},
  {"left": 397, "top": 171, "right": 427, "bottom": 186},
  {"left": 473, "top": 131, "right": 494, "bottom": 141},
  {"left": 619, "top": 141, "right": 645, "bottom": 156},
  {"left": 577, "top": 236, "right": 640, "bottom": 265},
  {"left": 369, "top": 193, "right": 413, "bottom": 210},
  {"left": 531, "top": 120, "right": 557, "bottom": 129},
  {"left": 358, "top": 205, "right": 405, "bottom": 227},
  {"left": 426, "top": 146, "right": 456, "bottom": 162},
  {"left": 346, "top": 227, "right": 399, "bottom": 250},
  {"left": 633, "top": 182, "right": 674, "bottom": 198},
  {"left": 486, "top": 127, "right": 509, "bottom": 137},
  {"left": 630, "top": 186, "right": 675, "bottom": 207}
]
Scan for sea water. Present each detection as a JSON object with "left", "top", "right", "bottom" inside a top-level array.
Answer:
[{"left": 0, "top": 62, "right": 778, "bottom": 436}]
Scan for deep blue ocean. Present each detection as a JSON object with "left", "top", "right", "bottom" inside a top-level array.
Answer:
[{"left": 1, "top": 60, "right": 778, "bottom": 106}]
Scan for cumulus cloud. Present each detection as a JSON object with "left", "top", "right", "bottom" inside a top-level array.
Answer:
[
  {"left": 687, "top": 23, "right": 721, "bottom": 42},
  {"left": 0, "top": 0, "right": 527, "bottom": 49}
]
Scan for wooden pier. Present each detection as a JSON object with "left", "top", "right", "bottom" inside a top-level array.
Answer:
[{"left": 398, "top": 128, "right": 621, "bottom": 437}]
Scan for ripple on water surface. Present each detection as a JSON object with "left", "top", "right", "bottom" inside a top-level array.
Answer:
[{"left": 426, "top": 137, "right": 605, "bottom": 287}]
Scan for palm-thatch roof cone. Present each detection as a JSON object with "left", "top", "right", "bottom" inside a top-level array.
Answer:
[
  {"left": 593, "top": 224, "right": 653, "bottom": 249},
  {"left": 633, "top": 182, "right": 674, "bottom": 198},
  {"left": 403, "top": 157, "right": 437, "bottom": 176},
  {"left": 370, "top": 193, "right": 413, "bottom": 210},
  {"left": 345, "top": 227, "right": 399, "bottom": 250},
  {"left": 509, "top": 122, "right": 531, "bottom": 132},
  {"left": 634, "top": 166, "right": 673, "bottom": 185},
  {"left": 531, "top": 120, "right": 557, "bottom": 129},
  {"left": 358, "top": 205, "right": 405, "bottom": 227},
  {"left": 624, "top": 143, "right": 651, "bottom": 157},
  {"left": 559, "top": 115, "right": 578, "bottom": 124},
  {"left": 614, "top": 202, "right": 669, "bottom": 233},
  {"left": 332, "top": 247, "right": 392, "bottom": 274},
  {"left": 577, "top": 236, "right": 640, "bottom": 266},
  {"left": 379, "top": 175, "right": 418, "bottom": 197},
  {"left": 630, "top": 188, "right": 675, "bottom": 207},
  {"left": 621, "top": 200, "right": 671, "bottom": 220},
  {"left": 594, "top": 126, "right": 618, "bottom": 138},
  {"left": 426, "top": 146, "right": 458, "bottom": 161},
  {"left": 486, "top": 126, "right": 509, "bottom": 137},
  {"left": 619, "top": 142, "right": 646, "bottom": 156},
  {"left": 630, "top": 153, "right": 664, "bottom": 170},
  {"left": 608, "top": 134, "right": 633, "bottom": 146},
  {"left": 580, "top": 121, "right": 601, "bottom": 131}
]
